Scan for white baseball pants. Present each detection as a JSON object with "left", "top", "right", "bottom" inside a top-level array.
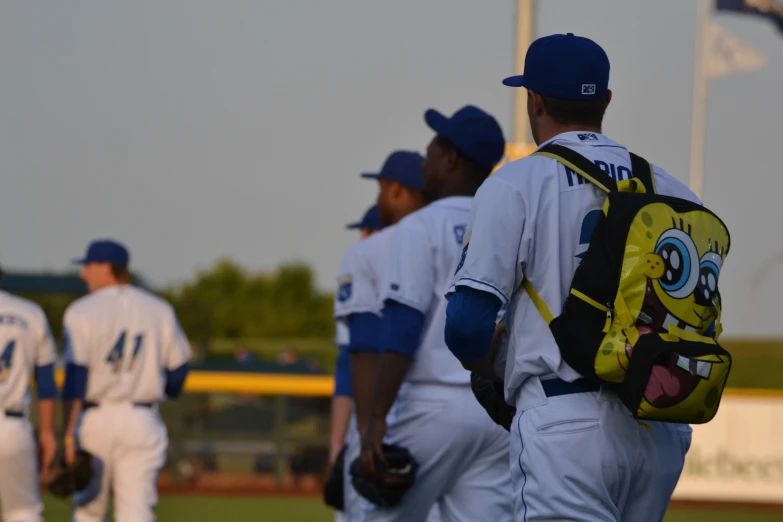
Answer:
[
  {"left": 345, "top": 383, "right": 512, "bottom": 522},
  {"left": 511, "top": 385, "right": 692, "bottom": 521},
  {"left": 72, "top": 403, "right": 167, "bottom": 522},
  {"left": 0, "top": 414, "right": 42, "bottom": 522}
]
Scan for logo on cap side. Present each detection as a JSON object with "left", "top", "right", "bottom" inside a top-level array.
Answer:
[{"left": 581, "top": 84, "right": 596, "bottom": 95}]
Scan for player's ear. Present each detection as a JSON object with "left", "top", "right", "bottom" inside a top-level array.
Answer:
[
  {"left": 604, "top": 89, "right": 612, "bottom": 108},
  {"left": 391, "top": 181, "right": 404, "bottom": 200},
  {"left": 530, "top": 91, "right": 545, "bottom": 117},
  {"left": 444, "top": 145, "right": 460, "bottom": 172}
]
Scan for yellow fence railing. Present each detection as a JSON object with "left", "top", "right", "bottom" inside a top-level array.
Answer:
[{"left": 52, "top": 369, "right": 334, "bottom": 396}]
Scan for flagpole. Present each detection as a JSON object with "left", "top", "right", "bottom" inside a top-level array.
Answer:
[
  {"left": 513, "top": 0, "right": 535, "bottom": 146},
  {"left": 689, "top": 0, "right": 713, "bottom": 200}
]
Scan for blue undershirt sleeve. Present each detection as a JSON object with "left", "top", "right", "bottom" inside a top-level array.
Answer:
[
  {"left": 346, "top": 313, "right": 383, "bottom": 353},
  {"left": 34, "top": 363, "right": 57, "bottom": 400},
  {"left": 379, "top": 300, "right": 425, "bottom": 358},
  {"left": 445, "top": 286, "right": 503, "bottom": 363},
  {"left": 334, "top": 346, "right": 353, "bottom": 397}
]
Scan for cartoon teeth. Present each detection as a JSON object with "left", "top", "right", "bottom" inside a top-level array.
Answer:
[
  {"left": 674, "top": 355, "right": 712, "bottom": 379},
  {"left": 663, "top": 313, "right": 698, "bottom": 333}
]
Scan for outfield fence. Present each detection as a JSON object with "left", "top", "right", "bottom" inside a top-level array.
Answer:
[{"left": 49, "top": 370, "right": 783, "bottom": 502}]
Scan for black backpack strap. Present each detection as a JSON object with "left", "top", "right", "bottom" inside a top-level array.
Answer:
[
  {"left": 629, "top": 152, "right": 657, "bottom": 194},
  {"left": 535, "top": 144, "right": 617, "bottom": 193}
]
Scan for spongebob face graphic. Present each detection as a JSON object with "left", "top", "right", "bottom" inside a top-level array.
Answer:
[{"left": 622, "top": 203, "right": 730, "bottom": 413}]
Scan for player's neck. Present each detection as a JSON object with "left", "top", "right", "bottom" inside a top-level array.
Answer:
[
  {"left": 433, "top": 179, "right": 476, "bottom": 200},
  {"left": 536, "top": 123, "right": 602, "bottom": 145},
  {"left": 89, "top": 280, "right": 127, "bottom": 293}
]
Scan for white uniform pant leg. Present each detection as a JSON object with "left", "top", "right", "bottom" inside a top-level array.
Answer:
[
  {"left": 511, "top": 390, "right": 639, "bottom": 522},
  {"left": 111, "top": 407, "right": 167, "bottom": 522},
  {"left": 619, "top": 422, "right": 692, "bottom": 522},
  {"left": 0, "top": 417, "right": 42, "bottom": 522},
  {"left": 73, "top": 405, "right": 167, "bottom": 522},
  {"left": 437, "top": 416, "right": 511, "bottom": 522},
  {"left": 72, "top": 408, "right": 115, "bottom": 522}
]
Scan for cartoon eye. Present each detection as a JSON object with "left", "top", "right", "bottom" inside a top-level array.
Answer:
[
  {"left": 654, "top": 229, "right": 700, "bottom": 299},
  {"left": 695, "top": 252, "right": 722, "bottom": 306}
]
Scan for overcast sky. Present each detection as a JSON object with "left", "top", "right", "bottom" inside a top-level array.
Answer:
[{"left": 1, "top": 1, "right": 781, "bottom": 337}]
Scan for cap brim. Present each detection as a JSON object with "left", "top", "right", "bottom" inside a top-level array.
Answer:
[
  {"left": 345, "top": 222, "right": 363, "bottom": 230},
  {"left": 424, "top": 108, "right": 449, "bottom": 135},
  {"left": 360, "top": 173, "right": 382, "bottom": 180},
  {"left": 502, "top": 75, "right": 528, "bottom": 87}
]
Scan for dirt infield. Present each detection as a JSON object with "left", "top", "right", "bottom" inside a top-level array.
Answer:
[
  {"left": 669, "top": 500, "right": 783, "bottom": 514},
  {"left": 158, "top": 472, "right": 783, "bottom": 513}
]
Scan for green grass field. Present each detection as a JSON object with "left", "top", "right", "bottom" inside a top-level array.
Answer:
[{"left": 41, "top": 495, "right": 783, "bottom": 522}]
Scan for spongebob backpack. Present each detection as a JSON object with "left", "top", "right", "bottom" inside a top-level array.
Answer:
[{"left": 524, "top": 144, "right": 732, "bottom": 425}]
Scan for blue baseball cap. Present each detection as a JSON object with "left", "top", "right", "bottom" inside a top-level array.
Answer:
[
  {"left": 72, "top": 239, "right": 130, "bottom": 267},
  {"left": 503, "top": 33, "right": 610, "bottom": 101},
  {"left": 346, "top": 205, "right": 384, "bottom": 231},
  {"left": 361, "top": 151, "right": 425, "bottom": 190},
  {"left": 424, "top": 105, "right": 505, "bottom": 169}
]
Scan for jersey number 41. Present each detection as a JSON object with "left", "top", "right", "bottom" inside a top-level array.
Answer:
[{"left": 106, "top": 331, "right": 144, "bottom": 374}]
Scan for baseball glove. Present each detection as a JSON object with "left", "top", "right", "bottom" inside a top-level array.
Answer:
[
  {"left": 349, "top": 444, "right": 417, "bottom": 508},
  {"left": 470, "top": 372, "right": 516, "bottom": 432},
  {"left": 45, "top": 450, "right": 94, "bottom": 498},
  {"left": 323, "top": 445, "right": 347, "bottom": 510}
]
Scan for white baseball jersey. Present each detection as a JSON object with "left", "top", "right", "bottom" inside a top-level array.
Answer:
[
  {"left": 63, "top": 285, "right": 191, "bottom": 404},
  {"left": 0, "top": 291, "right": 56, "bottom": 413},
  {"left": 384, "top": 196, "right": 472, "bottom": 385},
  {"left": 334, "top": 226, "right": 398, "bottom": 323},
  {"left": 449, "top": 131, "right": 701, "bottom": 409}
]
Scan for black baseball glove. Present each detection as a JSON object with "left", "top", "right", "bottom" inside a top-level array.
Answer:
[
  {"left": 45, "top": 450, "right": 94, "bottom": 498},
  {"left": 323, "top": 445, "right": 347, "bottom": 510},
  {"left": 470, "top": 372, "right": 516, "bottom": 432},
  {"left": 349, "top": 444, "right": 417, "bottom": 508}
]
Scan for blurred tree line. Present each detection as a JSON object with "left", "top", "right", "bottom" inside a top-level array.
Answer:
[
  {"left": 23, "top": 259, "right": 335, "bottom": 343},
  {"left": 161, "top": 259, "right": 334, "bottom": 340}
]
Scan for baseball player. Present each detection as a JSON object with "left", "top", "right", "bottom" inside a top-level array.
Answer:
[
  {"left": 61, "top": 239, "right": 191, "bottom": 522},
  {"left": 355, "top": 106, "right": 512, "bottom": 522},
  {"left": 444, "top": 34, "right": 698, "bottom": 521},
  {"left": 0, "top": 266, "right": 58, "bottom": 522},
  {"left": 333, "top": 151, "right": 444, "bottom": 522},
  {"left": 327, "top": 205, "right": 385, "bottom": 522}
]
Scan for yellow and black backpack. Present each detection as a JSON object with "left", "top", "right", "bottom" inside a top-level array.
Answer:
[{"left": 524, "top": 144, "right": 732, "bottom": 424}]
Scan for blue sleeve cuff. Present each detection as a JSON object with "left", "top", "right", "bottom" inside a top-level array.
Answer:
[
  {"left": 63, "top": 363, "right": 88, "bottom": 400},
  {"left": 445, "top": 287, "right": 502, "bottom": 363},
  {"left": 34, "top": 363, "right": 57, "bottom": 400},
  {"left": 347, "top": 313, "right": 382, "bottom": 353},
  {"left": 165, "top": 363, "right": 189, "bottom": 399},
  {"left": 380, "top": 300, "right": 425, "bottom": 358},
  {"left": 334, "top": 346, "right": 352, "bottom": 397}
]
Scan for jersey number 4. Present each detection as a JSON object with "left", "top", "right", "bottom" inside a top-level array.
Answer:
[
  {"left": 106, "top": 331, "right": 143, "bottom": 373},
  {"left": 0, "top": 340, "right": 15, "bottom": 384}
]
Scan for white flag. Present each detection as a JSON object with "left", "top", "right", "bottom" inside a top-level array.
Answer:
[{"left": 705, "top": 22, "right": 768, "bottom": 78}]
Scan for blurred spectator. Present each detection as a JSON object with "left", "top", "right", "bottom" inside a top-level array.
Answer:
[
  {"left": 234, "top": 346, "right": 254, "bottom": 365},
  {"left": 277, "top": 345, "right": 299, "bottom": 365}
]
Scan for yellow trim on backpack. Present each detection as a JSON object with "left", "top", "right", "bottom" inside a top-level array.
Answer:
[
  {"left": 616, "top": 178, "right": 647, "bottom": 194},
  {"left": 532, "top": 152, "right": 613, "bottom": 193},
  {"left": 522, "top": 279, "right": 554, "bottom": 324},
  {"left": 570, "top": 289, "right": 608, "bottom": 311}
]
